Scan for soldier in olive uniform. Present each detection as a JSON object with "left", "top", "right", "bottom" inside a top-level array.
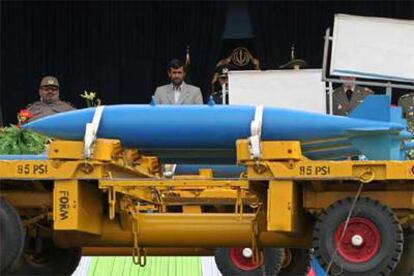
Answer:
[
  {"left": 398, "top": 91, "right": 414, "bottom": 125},
  {"left": 26, "top": 76, "right": 75, "bottom": 122},
  {"left": 211, "top": 65, "right": 229, "bottom": 104},
  {"left": 332, "top": 77, "right": 373, "bottom": 116}
]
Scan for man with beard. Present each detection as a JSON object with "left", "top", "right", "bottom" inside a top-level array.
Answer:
[
  {"left": 154, "top": 59, "right": 203, "bottom": 104},
  {"left": 26, "top": 76, "right": 75, "bottom": 122}
]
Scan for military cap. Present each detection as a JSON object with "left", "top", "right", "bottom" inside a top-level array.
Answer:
[
  {"left": 279, "top": 59, "right": 307, "bottom": 69},
  {"left": 40, "top": 76, "right": 59, "bottom": 88},
  {"left": 215, "top": 65, "right": 229, "bottom": 77}
]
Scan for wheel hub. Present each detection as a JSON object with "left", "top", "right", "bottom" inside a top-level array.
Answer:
[
  {"left": 242, "top": 248, "right": 253, "bottom": 258},
  {"left": 351, "top": 234, "right": 364, "bottom": 247},
  {"left": 230, "top": 248, "right": 262, "bottom": 271},
  {"left": 335, "top": 217, "right": 381, "bottom": 263}
]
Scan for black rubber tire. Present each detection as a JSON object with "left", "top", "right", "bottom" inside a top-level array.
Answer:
[
  {"left": 0, "top": 198, "right": 25, "bottom": 273},
  {"left": 214, "top": 247, "right": 285, "bottom": 276},
  {"left": 263, "top": 248, "right": 285, "bottom": 276},
  {"left": 278, "top": 248, "right": 311, "bottom": 276},
  {"left": 9, "top": 239, "right": 81, "bottom": 276},
  {"left": 313, "top": 197, "right": 403, "bottom": 276},
  {"left": 393, "top": 227, "right": 414, "bottom": 275}
]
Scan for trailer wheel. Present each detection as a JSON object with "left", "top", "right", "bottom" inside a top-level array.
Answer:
[
  {"left": 313, "top": 197, "right": 403, "bottom": 275},
  {"left": 0, "top": 198, "right": 25, "bottom": 273},
  {"left": 214, "top": 247, "right": 284, "bottom": 275},
  {"left": 263, "top": 248, "right": 285, "bottom": 276},
  {"left": 278, "top": 248, "right": 311, "bottom": 275},
  {"left": 11, "top": 239, "right": 81, "bottom": 275},
  {"left": 393, "top": 227, "right": 414, "bottom": 275}
]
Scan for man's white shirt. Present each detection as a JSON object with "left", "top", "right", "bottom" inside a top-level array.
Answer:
[{"left": 172, "top": 83, "right": 183, "bottom": 103}]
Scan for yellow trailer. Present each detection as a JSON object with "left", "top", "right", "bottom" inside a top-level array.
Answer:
[{"left": 0, "top": 139, "right": 413, "bottom": 275}]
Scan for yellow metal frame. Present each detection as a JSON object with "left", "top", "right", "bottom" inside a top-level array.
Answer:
[
  {"left": 53, "top": 180, "right": 103, "bottom": 235},
  {"left": 237, "top": 140, "right": 414, "bottom": 181},
  {"left": 267, "top": 180, "right": 298, "bottom": 232},
  {"left": 1, "top": 138, "right": 413, "bottom": 255}
]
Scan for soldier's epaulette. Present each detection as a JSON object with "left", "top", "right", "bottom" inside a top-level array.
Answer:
[
  {"left": 332, "top": 87, "right": 341, "bottom": 94},
  {"left": 399, "top": 93, "right": 411, "bottom": 99}
]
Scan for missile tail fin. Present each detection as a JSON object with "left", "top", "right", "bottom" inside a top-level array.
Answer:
[{"left": 349, "top": 95, "right": 404, "bottom": 124}]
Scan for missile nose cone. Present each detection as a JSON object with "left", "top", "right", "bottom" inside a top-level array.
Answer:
[
  {"left": 22, "top": 116, "right": 56, "bottom": 137},
  {"left": 22, "top": 117, "right": 46, "bottom": 131},
  {"left": 21, "top": 109, "right": 90, "bottom": 140}
]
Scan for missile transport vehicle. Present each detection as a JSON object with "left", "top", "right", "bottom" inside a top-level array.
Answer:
[{"left": 0, "top": 95, "right": 413, "bottom": 275}]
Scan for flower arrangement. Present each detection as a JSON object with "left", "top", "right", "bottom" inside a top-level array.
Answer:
[
  {"left": 80, "top": 91, "right": 101, "bottom": 107},
  {"left": 0, "top": 109, "right": 49, "bottom": 154}
]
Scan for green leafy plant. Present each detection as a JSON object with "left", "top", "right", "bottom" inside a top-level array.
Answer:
[{"left": 0, "top": 125, "right": 49, "bottom": 155}]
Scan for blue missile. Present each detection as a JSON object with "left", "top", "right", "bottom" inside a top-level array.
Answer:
[
  {"left": 23, "top": 95, "right": 412, "bottom": 162},
  {"left": 0, "top": 154, "right": 47, "bottom": 160}
]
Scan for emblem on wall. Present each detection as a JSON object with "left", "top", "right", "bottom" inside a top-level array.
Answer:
[
  {"left": 211, "top": 46, "right": 260, "bottom": 93},
  {"left": 231, "top": 47, "right": 250, "bottom": 67}
]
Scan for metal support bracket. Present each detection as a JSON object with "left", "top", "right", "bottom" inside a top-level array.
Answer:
[
  {"left": 83, "top": 105, "right": 104, "bottom": 159},
  {"left": 132, "top": 217, "right": 147, "bottom": 267},
  {"left": 249, "top": 105, "right": 264, "bottom": 160},
  {"left": 108, "top": 186, "right": 116, "bottom": 220},
  {"left": 106, "top": 171, "right": 116, "bottom": 220},
  {"left": 250, "top": 217, "right": 263, "bottom": 266},
  {"left": 235, "top": 188, "right": 244, "bottom": 220},
  {"left": 22, "top": 212, "right": 50, "bottom": 227}
]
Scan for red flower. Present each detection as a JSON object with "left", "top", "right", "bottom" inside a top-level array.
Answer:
[
  {"left": 17, "top": 109, "right": 33, "bottom": 125},
  {"left": 18, "top": 109, "right": 33, "bottom": 118}
]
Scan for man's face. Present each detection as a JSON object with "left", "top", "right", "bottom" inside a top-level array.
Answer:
[
  {"left": 168, "top": 67, "right": 185, "bottom": 86},
  {"left": 219, "top": 76, "right": 228, "bottom": 86},
  {"left": 39, "top": 85, "right": 60, "bottom": 103},
  {"left": 341, "top": 77, "right": 356, "bottom": 88}
]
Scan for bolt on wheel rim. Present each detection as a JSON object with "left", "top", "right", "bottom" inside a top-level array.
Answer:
[{"left": 230, "top": 248, "right": 261, "bottom": 271}]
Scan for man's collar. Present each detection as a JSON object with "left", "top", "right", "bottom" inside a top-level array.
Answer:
[{"left": 343, "top": 85, "right": 355, "bottom": 92}]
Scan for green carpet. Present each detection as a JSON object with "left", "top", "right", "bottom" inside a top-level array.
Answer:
[{"left": 88, "top": 257, "right": 202, "bottom": 276}]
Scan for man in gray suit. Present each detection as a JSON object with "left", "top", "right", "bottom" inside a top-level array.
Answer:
[{"left": 154, "top": 59, "right": 203, "bottom": 104}]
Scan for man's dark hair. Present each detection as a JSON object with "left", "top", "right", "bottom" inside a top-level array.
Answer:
[{"left": 168, "top": 59, "right": 184, "bottom": 70}]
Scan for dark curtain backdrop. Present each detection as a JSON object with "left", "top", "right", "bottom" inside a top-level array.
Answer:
[
  {"left": 1, "top": 1, "right": 413, "bottom": 125},
  {"left": 249, "top": 1, "right": 414, "bottom": 69},
  {"left": 0, "top": 1, "right": 227, "bottom": 125}
]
